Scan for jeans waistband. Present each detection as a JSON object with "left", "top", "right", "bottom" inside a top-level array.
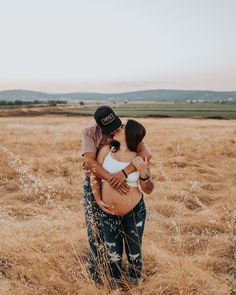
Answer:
[{"left": 132, "top": 194, "right": 144, "bottom": 210}]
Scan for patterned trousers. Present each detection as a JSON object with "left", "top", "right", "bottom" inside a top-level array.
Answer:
[{"left": 100, "top": 196, "right": 146, "bottom": 286}]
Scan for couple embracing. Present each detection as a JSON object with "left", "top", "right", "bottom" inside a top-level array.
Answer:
[{"left": 81, "top": 106, "right": 154, "bottom": 291}]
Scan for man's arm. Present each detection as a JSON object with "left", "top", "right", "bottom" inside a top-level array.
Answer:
[
  {"left": 82, "top": 127, "right": 113, "bottom": 180},
  {"left": 84, "top": 152, "right": 112, "bottom": 180},
  {"left": 137, "top": 142, "right": 152, "bottom": 160},
  {"left": 84, "top": 151, "right": 129, "bottom": 194},
  {"left": 114, "top": 142, "right": 153, "bottom": 177}
]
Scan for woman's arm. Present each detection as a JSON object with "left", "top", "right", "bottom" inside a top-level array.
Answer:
[
  {"left": 90, "top": 173, "right": 114, "bottom": 214},
  {"left": 132, "top": 156, "right": 154, "bottom": 194},
  {"left": 90, "top": 146, "right": 115, "bottom": 214}
]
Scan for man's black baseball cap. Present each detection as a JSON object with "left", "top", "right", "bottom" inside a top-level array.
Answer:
[{"left": 94, "top": 106, "right": 122, "bottom": 135}]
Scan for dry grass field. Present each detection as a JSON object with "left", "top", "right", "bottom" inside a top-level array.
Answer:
[{"left": 0, "top": 115, "right": 236, "bottom": 295}]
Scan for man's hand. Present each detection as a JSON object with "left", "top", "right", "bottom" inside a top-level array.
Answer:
[
  {"left": 97, "top": 200, "right": 115, "bottom": 215},
  {"left": 108, "top": 171, "right": 130, "bottom": 194}
]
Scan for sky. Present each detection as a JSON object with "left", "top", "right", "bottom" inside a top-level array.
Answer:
[{"left": 0, "top": 0, "right": 235, "bottom": 93}]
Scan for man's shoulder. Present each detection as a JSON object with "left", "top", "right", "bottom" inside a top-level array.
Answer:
[{"left": 83, "top": 124, "right": 100, "bottom": 136}]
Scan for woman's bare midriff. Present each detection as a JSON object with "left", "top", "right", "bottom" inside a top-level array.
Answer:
[{"left": 102, "top": 181, "right": 142, "bottom": 216}]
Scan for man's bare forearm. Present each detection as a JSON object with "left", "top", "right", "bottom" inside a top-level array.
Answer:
[
  {"left": 137, "top": 142, "right": 152, "bottom": 161},
  {"left": 123, "top": 163, "right": 136, "bottom": 175},
  {"left": 139, "top": 164, "right": 154, "bottom": 194}
]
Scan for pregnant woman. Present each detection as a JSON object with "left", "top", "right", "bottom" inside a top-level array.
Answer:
[{"left": 91, "top": 119, "right": 154, "bottom": 289}]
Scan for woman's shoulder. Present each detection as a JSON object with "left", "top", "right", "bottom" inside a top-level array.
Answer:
[
  {"left": 97, "top": 145, "right": 111, "bottom": 164},
  {"left": 99, "top": 145, "right": 110, "bottom": 155}
]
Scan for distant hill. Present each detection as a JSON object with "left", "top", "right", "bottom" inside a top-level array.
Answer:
[{"left": 0, "top": 89, "right": 236, "bottom": 102}]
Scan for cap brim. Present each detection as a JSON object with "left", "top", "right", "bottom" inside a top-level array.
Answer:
[{"left": 101, "top": 117, "right": 122, "bottom": 135}]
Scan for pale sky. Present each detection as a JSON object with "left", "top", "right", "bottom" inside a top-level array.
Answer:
[{"left": 0, "top": 0, "right": 235, "bottom": 93}]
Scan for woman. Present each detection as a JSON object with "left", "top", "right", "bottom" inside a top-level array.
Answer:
[{"left": 91, "top": 119, "right": 154, "bottom": 288}]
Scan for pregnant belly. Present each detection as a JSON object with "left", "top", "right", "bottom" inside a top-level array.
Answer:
[{"left": 101, "top": 182, "right": 142, "bottom": 216}]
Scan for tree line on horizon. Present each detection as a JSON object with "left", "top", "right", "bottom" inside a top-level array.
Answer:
[{"left": 0, "top": 100, "right": 68, "bottom": 106}]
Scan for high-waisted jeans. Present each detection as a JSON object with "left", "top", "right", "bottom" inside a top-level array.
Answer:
[{"left": 100, "top": 196, "right": 146, "bottom": 285}]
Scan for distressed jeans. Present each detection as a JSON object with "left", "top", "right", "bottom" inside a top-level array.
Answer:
[
  {"left": 100, "top": 196, "right": 146, "bottom": 286},
  {"left": 82, "top": 177, "right": 106, "bottom": 282}
]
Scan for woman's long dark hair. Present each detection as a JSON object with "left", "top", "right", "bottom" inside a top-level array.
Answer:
[{"left": 110, "top": 119, "right": 146, "bottom": 152}]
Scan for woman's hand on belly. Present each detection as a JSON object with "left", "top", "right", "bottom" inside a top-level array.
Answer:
[{"left": 97, "top": 200, "right": 115, "bottom": 215}]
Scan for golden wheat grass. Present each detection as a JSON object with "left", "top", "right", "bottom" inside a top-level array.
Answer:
[{"left": 0, "top": 116, "right": 235, "bottom": 294}]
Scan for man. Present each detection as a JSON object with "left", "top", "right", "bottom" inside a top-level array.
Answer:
[{"left": 81, "top": 106, "right": 151, "bottom": 283}]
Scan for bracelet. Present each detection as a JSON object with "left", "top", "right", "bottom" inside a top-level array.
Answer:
[
  {"left": 140, "top": 174, "right": 150, "bottom": 181},
  {"left": 121, "top": 169, "right": 128, "bottom": 178}
]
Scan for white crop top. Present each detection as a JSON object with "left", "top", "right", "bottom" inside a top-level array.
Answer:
[{"left": 102, "top": 151, "right": 140, "bottom": 187}]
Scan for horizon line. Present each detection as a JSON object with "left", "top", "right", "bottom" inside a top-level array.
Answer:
[{"left": 1, "top": 88, "right": 236, "bottom": 94}]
